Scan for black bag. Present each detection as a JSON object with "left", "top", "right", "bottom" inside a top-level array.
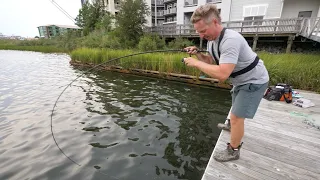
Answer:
[
  {"left": 264, "top": 86, "right": 283, "bottom": 101},
  {"left": 264, "top": 83, "right": 292, "bottom": 103}
]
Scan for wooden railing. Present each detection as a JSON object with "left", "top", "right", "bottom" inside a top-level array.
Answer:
[
  {"left": 223, "top": 18, "right": 302, "bottom": 34},
  {"left": 144, "top": 18, "right": 304, "bottom": 37},
  {"left": 300, "top": 17, "right": 320, "bottom": 38}
]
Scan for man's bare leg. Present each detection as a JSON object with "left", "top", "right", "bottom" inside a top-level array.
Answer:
[{"left": 230, "top": 113, "right": 244, "bottom": 148}]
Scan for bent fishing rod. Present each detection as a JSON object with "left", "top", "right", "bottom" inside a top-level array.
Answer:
[{"left": 50, "top": 48, "right": 207, "bottom": 178}]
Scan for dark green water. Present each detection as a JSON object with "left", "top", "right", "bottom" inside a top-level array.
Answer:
[{"left": 0, "top": 50, "right": 231, "bottom": 180}]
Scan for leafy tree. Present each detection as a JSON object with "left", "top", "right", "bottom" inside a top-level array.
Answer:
[
  {"left": 138, "top": 34, "right": 166, "bottom": 51},
  {"left": 95, "top": 13, "right": 114, "bottom": 32},
  {"left": 138, "top": 35, "right": 157, "bottom": 51},
  {"left": 75, "top": 0, "right": 113, "bottom": 35},
  {"left": 115, "top": 0, "right": 150, "bottom": 48},
  {"left": 168, "top": 37, "right": 194, "bottom": 49}
]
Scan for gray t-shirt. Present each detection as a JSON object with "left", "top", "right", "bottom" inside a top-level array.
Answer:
[{"left": 207, "top": 29, "right": 269, "bottom": 86}]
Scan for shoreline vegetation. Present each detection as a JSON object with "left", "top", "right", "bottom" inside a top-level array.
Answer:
[
  {"left": 69, "top": 48, "right": 320, "bottom": 93},
  {"left": 1, "top": 41, "right": 320, "bottom": 92},
  {"left": 2, "top": 1, "right": 319, "bottom": 92}
]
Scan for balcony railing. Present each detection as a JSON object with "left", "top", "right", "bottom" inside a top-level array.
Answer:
[
  {"left": 159, "top": 11, "right": 164, "bottom": 16},
  {"left": 144, "top": 18, "right": 307, "bottom": 37},
  {"left": 151, "top": 0, "right": 164, "bottom": 5},
  {"left": 300, "top": 17, "right": 320, "bottom": 42},
  {"left": 163, "top": 0, "right": 176, "bottom": 4},
  {"left": 152, "top": 11, "right": 164, "bottom": 17},
  {"left": 207, "top": 0, "right": 222, "bottom": 3},
  {"left": 185, "top": 0, "right": 198, "bottom": 6},
  {"left": 166, "top": 16, "right": 177, "bottom": 22},
  {"left": 163, "top": 8, "right": 177, "bottom": 16}
]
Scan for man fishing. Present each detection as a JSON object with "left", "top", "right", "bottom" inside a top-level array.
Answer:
[{"left": 183, "top": 4, "right": 269, "bottom": 162}]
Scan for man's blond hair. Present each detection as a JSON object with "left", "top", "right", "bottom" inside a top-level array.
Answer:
[{"left": 191, "top": 4, "right": 221, "bottom": 24}]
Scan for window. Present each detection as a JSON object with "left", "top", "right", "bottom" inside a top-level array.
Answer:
[
  {"left": 298, "top": 11, "right": 312, "bottom": 18},
  {"left": 184, "top": 0, "right": 197, "bottom": 6},
  {"left": 243, "top": 4, "right": 267, "bottom": 17},
  {"left": 243, "top": 4, "right": 267, "bottom": 26},
  {"left": 243, "top": 16, "right": 263, "bottom": 25}
]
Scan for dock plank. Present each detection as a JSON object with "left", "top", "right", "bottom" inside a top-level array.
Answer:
[
  {"left": 202, "top": 91, "right": 320, "bottom": 180},
  {"left": 214, "top": 142, "right": 320, "bottom": 180}
]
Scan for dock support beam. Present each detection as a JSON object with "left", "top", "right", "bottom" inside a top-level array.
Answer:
[
  {"left": 252, "top": 35, "right": 259, "bottom": 51},
  {"left": 286, "top": 35, "right": 295, "bottom": 53}
]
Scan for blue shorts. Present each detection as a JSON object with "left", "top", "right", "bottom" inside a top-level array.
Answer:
[{"left": 231, "top": 82, "right": 269, "bottom": 119}]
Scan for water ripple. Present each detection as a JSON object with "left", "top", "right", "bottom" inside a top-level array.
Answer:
[{"left": 0, "top": 50, "right": 231, "bottom": 180}]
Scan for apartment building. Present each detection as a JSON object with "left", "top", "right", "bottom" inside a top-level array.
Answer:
[
  {"left": 84, "top": 0, "right": 320, "bottom": 27},
  {"left": 37, "top": 25, "right": 81, "bottom": 39},
  {"left": 149, "top": 0, "right": 231, "bottom": 26},
  {"left": 151, "top": 0, "right": 320, "bottom": 26}
]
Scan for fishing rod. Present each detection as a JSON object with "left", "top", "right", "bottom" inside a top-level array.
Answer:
[{"left": 50, "top": 48, "right": 207, "bottom": 178}]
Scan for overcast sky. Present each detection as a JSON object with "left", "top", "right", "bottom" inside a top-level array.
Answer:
[{"left": 0, "top": 0, "right": 82, "bottom": 37}]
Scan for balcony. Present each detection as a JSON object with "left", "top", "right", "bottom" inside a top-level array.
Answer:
[
  {"left": 166, "top": 16, "right": 177, "bottom": 22},
  {"left": 163, "top": 8, "right": 177, "bottom": 16},
  {"left": 184, "top": 0, "right": 198, "bottom": 6},
  {"left": 151, "top": 0, "right": 164, "bottom": 6},
  {"left": 144, "top": 18, "right": 304, "bottom": 37},
  {"left": 152, "top": 11, "right": 164, "bottom": 17},
  {"left": 207, "top": 0, "right": 222, "bottom": 3},
  {"left": 163, "top": 0, "right": 176, "bottom": 4}
]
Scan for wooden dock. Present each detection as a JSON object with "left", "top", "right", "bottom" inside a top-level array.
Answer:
[{"left": 202, "top": 90, "right": 320, "bottom": 180}]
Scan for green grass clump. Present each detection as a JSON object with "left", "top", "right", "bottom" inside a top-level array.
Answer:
[
  {"left": 70, "top": 48, "right": 201, "bottom": 77},
  {"left": 71, "top": 48, "right": 320, "bottom": 92},
  {"left": 259, "top": 52, "right": 320, "bottom": 92}
]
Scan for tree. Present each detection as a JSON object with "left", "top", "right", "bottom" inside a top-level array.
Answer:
[
  {"left": 95, "top": 13, "right": 114, "bottom": 32},
  {"left": 115, "top": 0, "right": 150, "bottom": 48},
  {"left": 75, "top": 0, "right": 112, "bottom": 36}
]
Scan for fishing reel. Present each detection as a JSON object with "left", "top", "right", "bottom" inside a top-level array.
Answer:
[
  {"left": 181, "top": 48, "right": 207, "bottom": 63},
  {"left": 181, "top": 49, "right": 194, "bottom": 63}
]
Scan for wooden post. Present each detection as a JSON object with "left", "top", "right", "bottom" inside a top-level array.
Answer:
[
  {"left": 274, "top": 20, "right": 279, "bottom": 32},
  {"left": 286, "top": 35, "right": 295, "bottom": 53},
  {"left": 252, "top": 35, "right": 259, "bottom": 51},
  {"left": 200, "top": 38, "right": 203, "bottom": 49},
  {"left": 241, "top": 22, "right": 244, "bottom": 33}
]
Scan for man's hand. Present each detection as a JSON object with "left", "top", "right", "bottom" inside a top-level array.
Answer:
[
  {"left": 184, "top": 46, "right": 199, "bottom": 55},
  {"left": 183, "top": 57, "right": 201, "bottom": 67}
]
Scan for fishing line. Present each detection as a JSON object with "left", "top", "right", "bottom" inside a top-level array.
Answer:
[{"left": 50, "top": 49, "right": 207, "bottom": 178}]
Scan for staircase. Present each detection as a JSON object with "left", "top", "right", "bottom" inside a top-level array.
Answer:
[{"left": 299, "top": 17, "right": 320, "bottom": 43}]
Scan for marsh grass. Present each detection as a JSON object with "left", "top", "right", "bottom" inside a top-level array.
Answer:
[
  {"left": 71, "top": 48, "right": 202, "bottom": 77},
  {"left": 71, "top": 48, "right": 320, "bottom": 92},
  {"left": 260, "top": 52, "right": 320, "bottom": 92}
]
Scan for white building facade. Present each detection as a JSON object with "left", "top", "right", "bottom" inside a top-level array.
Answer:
[
  {"left": 149, "top": 0, "right": 320, "bottom": 27},
  {"left": 89, "top": 0, "right": 320, "bottom": 27}
]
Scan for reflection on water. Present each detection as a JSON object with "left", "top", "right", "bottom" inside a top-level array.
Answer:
[{"left": 0, "top": 50, "right": 231, "bottom": 180}]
